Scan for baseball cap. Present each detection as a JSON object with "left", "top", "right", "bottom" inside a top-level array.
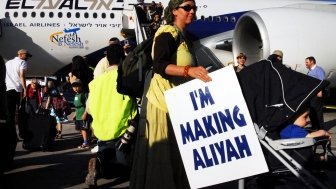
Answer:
[
  {"left": 71, "top": 79, "right": 82, "bottom": 86},
  {"left": 273, "top": 50, "right": 283, "bottom": 58}
]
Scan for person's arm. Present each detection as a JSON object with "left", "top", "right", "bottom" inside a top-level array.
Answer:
[
  {"left": 316, "top": 67, "right": 325, "bottom": 81},
  {"left": 307, "top": 129, "right": 331, "bottom": 139},
  {"left": 37, "top": 87, "right": 43, "bottom": 105},
  {"left": 123, "top": 43, "right": 131, "bottom": 55},
  {"left": 45, "top": 96, "right": 50, "bottom": 109},
  {"left": 318, "top": 68, "right": 326, "bottom": 97},
  {"left": 93, "top": 58, "right": 105, "bottom": 78},
  {"left": 85, "top": 98, "right": 90, "bottom": 114},
  {"left": 81, "top": 94, "right": 88, "bottom": 121},
  {"left": 82, "top": 111, "right": 88, "bottom": 121},
  {"left": 68, "top": 72, "right": 77, "bottom": 83},
  {"left": 20, "top": 69, "right": 27, "bottom": 97},
  {"left": 165, "top": 64, "right": 211, "bottom": 82},
  {"left": 26, "top": 84, "right": 31, "bottom": 98}
]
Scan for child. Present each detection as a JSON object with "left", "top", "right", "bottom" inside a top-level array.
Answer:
[
  {"left": 280, "top": 108, "right": 331, "bottom": 160},
  {"left": 281, "top": 108, "right": 331, "bottom": 139},
  {"left": 45, "top": 80, "right": 68, "bottom": 139},
  {"left": 71, "top": 79, "right": 90, "bottom": 149}
]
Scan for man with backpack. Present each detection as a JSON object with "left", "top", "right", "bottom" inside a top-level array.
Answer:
[
  {"left": 85, "top": 43, "right": 137, "bottom": 187},
  {"left": 93, "top": 37, "right": 120, "bottom": 78}
]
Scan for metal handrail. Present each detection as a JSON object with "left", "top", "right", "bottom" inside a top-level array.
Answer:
[{"left": 0, "top": 19, "right": 2, "bottom": 37}]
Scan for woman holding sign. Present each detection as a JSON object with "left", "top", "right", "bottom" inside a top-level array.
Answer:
[{"left": 130, "top": 0, "right": 211, "bottom": 188}]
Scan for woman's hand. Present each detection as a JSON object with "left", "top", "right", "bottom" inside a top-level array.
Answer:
[{"left": 187, "top": 66, "right": 212, "bottom": 82}]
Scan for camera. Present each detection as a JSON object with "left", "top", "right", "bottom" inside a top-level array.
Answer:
[{"left": 116, "top": 120, "right": 136, "bottom": 151}]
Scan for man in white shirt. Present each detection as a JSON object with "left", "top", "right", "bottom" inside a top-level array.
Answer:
[
  {"left": 93, "top": 37, "right": 120, "bottom": 78},
  {"left": 5, "top": 49, "right": 32, "bottom": 169}
]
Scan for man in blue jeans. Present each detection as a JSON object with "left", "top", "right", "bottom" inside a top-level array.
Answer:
[{"left": 305, "top": 56, "right": 326, "bottom": 130}]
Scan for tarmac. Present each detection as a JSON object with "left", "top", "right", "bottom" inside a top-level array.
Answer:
[{"left": 3, "top": 109, "right": 336, "bottom": 189}]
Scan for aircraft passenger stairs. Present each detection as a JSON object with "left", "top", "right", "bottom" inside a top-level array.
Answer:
[
  {"left": 122, "top": 3, "right": 152, "bottom": 44},
  {"left": 0, "top": 19, "right": 2, "bottom": 38}
]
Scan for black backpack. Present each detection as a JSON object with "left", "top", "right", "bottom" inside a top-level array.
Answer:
[
  {"left": 117, "top": 33, "right": 184, "bottom": 98},
  {"left": 116, "top": 36, "right": 155, "bottom": 98}
]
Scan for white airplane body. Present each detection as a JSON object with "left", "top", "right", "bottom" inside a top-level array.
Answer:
[
  {"left": 1, "top": 0, "right": 336, "bottom": 87},
  {"left": 0, "top": 0, "right": 126, "bottom": 76}
]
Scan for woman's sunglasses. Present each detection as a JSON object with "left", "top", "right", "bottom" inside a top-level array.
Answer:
[{"left": 177, "top": 5, "right": 197, "bottom": 12}]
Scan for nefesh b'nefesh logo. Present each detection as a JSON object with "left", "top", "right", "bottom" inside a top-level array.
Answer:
[{"left": 50, "top": 28, "right": 84, "bottom": 48}]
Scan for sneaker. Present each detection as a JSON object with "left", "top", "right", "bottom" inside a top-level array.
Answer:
[
  {"left": 91, "top": 145, "right": 99, "bottom": 153},
  {"left": 78, "top": 144, "right": 90, "bottom": 149},
  {"left": 85, "top": 158, "right": 98, "bottom": 187}
]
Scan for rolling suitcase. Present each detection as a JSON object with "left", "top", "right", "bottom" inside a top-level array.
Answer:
[{"left": 22, "top": 113, "right": 57, "bottom": 151}]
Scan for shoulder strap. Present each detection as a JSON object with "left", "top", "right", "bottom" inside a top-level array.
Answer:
[
  {"left": 176, "top": 29, "right": 198, "bottom": 66},
  {"left": 141, "top": 36, "right": 155, "bottom": 52}
]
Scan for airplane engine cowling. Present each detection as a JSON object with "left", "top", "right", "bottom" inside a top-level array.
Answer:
[{"left": 233, "top": 8, "right": 336, "bottom": 86}]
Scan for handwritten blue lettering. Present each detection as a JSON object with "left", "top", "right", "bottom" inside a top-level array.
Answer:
[
  {"left": 180, "top": 105, "right": 247, "bottom": 144},
  {"left": 193, "top": 135, "right": 252, "bottom": 170},
  {"left": 189, "top": 86, "right": 215, "bottom": 111}
]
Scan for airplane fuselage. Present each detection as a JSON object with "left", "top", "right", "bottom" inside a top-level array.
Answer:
[
  {"left": 0, "top": 0, "right": 125, "bottom": 76},
  {"left": 1, "top": 0, "right": 336, "bottom": 88}
]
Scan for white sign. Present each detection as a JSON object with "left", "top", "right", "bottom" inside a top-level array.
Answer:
[{"left": 165, "top": 66, "right": 268, "bottom": 189}]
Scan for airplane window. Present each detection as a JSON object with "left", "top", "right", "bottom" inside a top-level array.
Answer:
[
  {"left": 58, "top": 12, "right": 63, "bottom": 18},
  {"left": 49, "top": 12, "right": 54, "bottom": 18},
  {"left": 76, "top": 12, "right": 80, "bottom": 18},
  {"left": 31, "top": 12, "right": 36, "bottom": 18},
  {"left": 201, "top": 15, "right": 205, "bottom": 21},
  {"left": 110, "top": 13, "right": 114, "bottom": 19},
  {"left": 208, "top": 16, "right": 213, "bottom": 22},
  {"left": 224, "top": 16, "right": 229, "bottom": 22},
  {"left": 93, "top": 13, "right": 98, "bottom": 18},
  {"left": 40, "top": 12, "right": 45, "bottom": 18},
  {"left": 5, "top": 12, "right": 10, "bottom": 18},
  {"left": 67, "top": 12, "right": 71, "bottom": 18},
  {"left": 84, "top": 12, "right": 89, "bottom": 18},
  {"left": 13, "top": 12, "right": 18, "bottom": 18},
  {"left": 230, "top": 16, "right": 236, "bottom": 23},
  {"left": 102, "top": 13, "right": 106, "bottom": 19},
  {"left": 22, "top": 12, "right": 27, "bottom": 17},
  {"left": 215, "top": 16, "right": 221, "bottom": 22}
]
